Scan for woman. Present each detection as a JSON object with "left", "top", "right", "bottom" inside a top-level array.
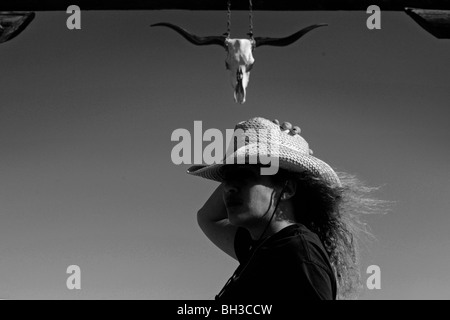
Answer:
[{"left": 188, "top": 117, "right": 383, "bottom": 300}]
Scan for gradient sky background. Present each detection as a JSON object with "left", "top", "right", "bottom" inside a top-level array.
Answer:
[{"left": 0, "top": 9, "right": 449, "bottom": 300}]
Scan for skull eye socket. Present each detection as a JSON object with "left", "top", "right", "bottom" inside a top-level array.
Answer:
[
  {"left": 247, "top": 63, "right": 254, "bottom": 72},
  {"left": 225, "top": 61, "right": 230, "bottom": 70}
]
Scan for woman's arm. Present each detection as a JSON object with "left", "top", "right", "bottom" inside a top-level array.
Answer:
[{"left": 197, "top": 183, "right": 239, "bottom": 260}]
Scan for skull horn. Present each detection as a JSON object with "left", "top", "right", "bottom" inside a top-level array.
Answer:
[
  {"left": 254, "top": 24, "right": 328, "bottom": 48},
  {"left": 151, "top": 22, "right": 227, "bottom": 48}
]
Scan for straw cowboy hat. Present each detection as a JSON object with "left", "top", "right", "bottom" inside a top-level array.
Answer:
[{"left": 187, "top": 117, "right": 341, "bottom": 187}]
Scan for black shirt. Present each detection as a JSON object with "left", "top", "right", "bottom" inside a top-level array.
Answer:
[{"left": 215, "top": 224, "right": 337, "bottom": 300}]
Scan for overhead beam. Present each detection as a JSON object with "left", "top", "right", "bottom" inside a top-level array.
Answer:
[
  {"left": 1, "top": 0, "right": 450, "bottom": 12},
  {"left": 0, "top": 12, "right": 35, "bottom": 44},
  {"left": 1, "top": 2, "right": 450, "bottom": 42},
  {"left": 405, "top": 8, "right": 450, "bottom": 39}
]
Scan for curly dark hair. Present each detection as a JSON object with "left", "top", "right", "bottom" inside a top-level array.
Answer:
[{"left": 273, "top": 169, "right": 387, "bottom": 299}]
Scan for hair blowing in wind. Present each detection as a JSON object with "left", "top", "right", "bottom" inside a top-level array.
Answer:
[{"left": 277, "top": 170, "right": 390, "bottom": 299}]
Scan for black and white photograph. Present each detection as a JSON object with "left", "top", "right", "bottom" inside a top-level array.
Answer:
[{"left": 1, "top": 1, "right": 449, "bottom": 304}]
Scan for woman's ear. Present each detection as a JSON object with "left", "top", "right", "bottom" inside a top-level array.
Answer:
[{"left": 281, "top": 180, "right": 297, "bottom": 201}]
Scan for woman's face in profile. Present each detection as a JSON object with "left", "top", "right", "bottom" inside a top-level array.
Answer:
[{"left": 221, "top": 165, "right": 280, "bottom": 227}]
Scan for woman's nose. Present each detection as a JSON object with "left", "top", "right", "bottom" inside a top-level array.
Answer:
[{"left": 223, "top": 181, "right": 239, "bottom": 194}]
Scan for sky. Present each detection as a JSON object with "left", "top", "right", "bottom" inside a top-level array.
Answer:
[{"left": 0, "top": 9, "right": 449, "bottom": 300}]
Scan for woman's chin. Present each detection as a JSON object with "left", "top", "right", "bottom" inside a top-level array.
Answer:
[{"left": 226, "top": 207, "right": 249, "bottom": 226}]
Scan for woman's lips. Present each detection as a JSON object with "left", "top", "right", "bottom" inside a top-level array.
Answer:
[{"left": 225, "top": 198, "right": 243, "bottom": 208}]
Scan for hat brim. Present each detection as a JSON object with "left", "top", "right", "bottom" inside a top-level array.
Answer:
[{"left": 187, "top": 144, "right": 341, "bottom": 187}]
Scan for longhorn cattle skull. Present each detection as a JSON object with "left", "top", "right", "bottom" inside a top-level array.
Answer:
[{"left": 151, "top": 22, "right": 327, "bottom": 104}]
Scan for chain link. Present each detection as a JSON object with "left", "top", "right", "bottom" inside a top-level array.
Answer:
[
  {"left": 226, "top": 0, "right": 254, "bottom": 39},
  {"left": 226, "top": 0, "right": 231, "bottom": 38},
  {"left": 249, "top": 0, "right": 254, "bottom": 38}
]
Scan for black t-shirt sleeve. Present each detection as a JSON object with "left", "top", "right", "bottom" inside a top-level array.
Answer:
[
  {"left": 282, "top": 234, "right": 336, "bottom": 300},
  {"left": 294, "top": 261, "right": 336, "bottom": 300}
]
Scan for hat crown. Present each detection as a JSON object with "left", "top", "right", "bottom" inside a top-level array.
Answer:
[{"left": 232, "top": 117, "right": 311, "bottom": 156}]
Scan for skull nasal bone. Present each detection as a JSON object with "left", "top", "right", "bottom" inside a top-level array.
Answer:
[{"left": 237, "top": 69, "right": 243, "bottom": 81}]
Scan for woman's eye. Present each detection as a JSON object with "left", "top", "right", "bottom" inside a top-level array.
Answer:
[
  {"left": 224, "top": 171, "right": 242, "bottom": 181},
  {"left": 222, "top": 165, "right": 261, "bottom": 182},
  {"left": 237, "top": 170, "right": 255, "bottom": 181}
]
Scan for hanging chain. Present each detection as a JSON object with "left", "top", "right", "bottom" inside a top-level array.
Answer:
[
  {"left": 226, "top": 0, "right": 231, "bottom": 38},
  {"left": 225, "top": 0, "right": 254, "bottom": 39},
  {"left": 248, "top": 0, "right": 254, "bottom": 38}
]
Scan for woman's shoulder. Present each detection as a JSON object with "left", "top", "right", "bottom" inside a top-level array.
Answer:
[
  {"left": 267, "top": 224, "right": 333, "bottom": 272},
  {"left": 234, "top": 224, "right": 333, "bottom": 271}
]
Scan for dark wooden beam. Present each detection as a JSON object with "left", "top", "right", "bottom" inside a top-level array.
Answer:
[
  {"left": 405, "top": 8, "right": 450, "bottom": 39},
  {"left": 2, "top": 1, "right": 450, "bottom": 42},
  {"left": 0, "top": 12, "right": 35, "bottom": 44},
  {"left": 1, "top": 0, "right": 450, "bottom": 12}
]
